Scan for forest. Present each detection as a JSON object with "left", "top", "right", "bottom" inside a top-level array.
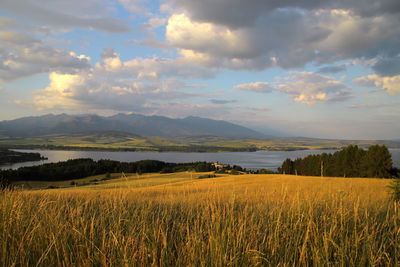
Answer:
[
  {"left": 278, "top": 145, "right": 399, "bottom": 178},
  {"left": 0, "top": 149, "right": 47, "bottom": 165},
  {"left": 0, "top": 159, "right": 219, "bottom": 186}
]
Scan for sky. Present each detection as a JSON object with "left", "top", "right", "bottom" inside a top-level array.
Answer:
[{"left": 0, "top": 0, "right": 399, "bottom": 139}]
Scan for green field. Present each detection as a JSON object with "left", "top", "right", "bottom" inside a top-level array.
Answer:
[
  {"left": 1, "top": 172, "right": 399, "bottom": 266},
  {"left": 1, "top": 132, "right": 399, "bottom": 152}
]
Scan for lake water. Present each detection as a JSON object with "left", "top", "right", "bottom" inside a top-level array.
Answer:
[{"left": 1, "top": 149, "right": 400, "bottom": 171}]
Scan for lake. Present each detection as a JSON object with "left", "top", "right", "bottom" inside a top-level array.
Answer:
[{"left": 1, "top": 149, "right": 400, "bottom": 171}]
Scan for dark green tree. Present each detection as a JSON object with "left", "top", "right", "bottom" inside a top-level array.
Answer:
[
  {"left": 278, "top": 158, "right": 294, "bottom": 174},
  {"left": 278, "top": 145, "right": 394, "bottom": 178},
  {"left": 362, "top": 145, "right": 393, "bottom": 178}
]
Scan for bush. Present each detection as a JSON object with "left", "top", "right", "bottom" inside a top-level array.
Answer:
[
  {"left": 46, "top": 186, "right": 59, "bottom": 189},
  {"left": 197, "top": 174, "right": 217, "bottom": 179}
]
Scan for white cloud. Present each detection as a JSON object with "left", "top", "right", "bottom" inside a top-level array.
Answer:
[
  {"left": 166, "top": 13, "right": 259, "bottom": 59},
  {"left": 235, "top": 82, "right": 273, "bottom": 93},
  {"left": 33, "top": 72, "right": 86, "bottom": 110},
  {"left": 29, "top": 49, "right": 212, "bottom": 113},
  {"left": 234, "top": 72, "right": 352, "bottom": 105},
  {"left": 313, "top": 9, "right": 400, "bottom": 60},
  {"left": 32, "top": 70, "right": 199, "bottom": 112},
  {"left": 96, "top": 48, "right": 214, "bottom": 79},
  {"left": 275, "top": 72, "right": 352, "bottom": 104},
  {"left": 354, "top": 74, "right": 400, "bottom": 95},
  {"left": 0, "top": 42, "right": 91, "bottom": 81},
  {"left": 0, "top": 17, "right": 93, "bottom": 81},
  {"left": 162, "top": 1, "right": 400, "bottom": 71},
  {"left": 167, "top": 0, "right": 400, "bottom": 28}
]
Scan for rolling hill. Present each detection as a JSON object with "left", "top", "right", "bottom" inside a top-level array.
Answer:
[
  {"left": 1, "top": 114, "right": 399, "bottom": 152},
  {"left": 0, "top": 113, "right": 267, "bottom": 139}
]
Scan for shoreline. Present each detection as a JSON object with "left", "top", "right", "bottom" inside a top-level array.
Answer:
[{"left": 2, "top": 144, "right": 328, "bottom": 153}]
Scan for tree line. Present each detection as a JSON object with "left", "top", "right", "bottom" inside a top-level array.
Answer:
[
  {"left": 0, "top": 159, "right": 219, "bottom": 187},
  {"left": 278, "top": 145, "right": 399, "bottom": 178},
  {"left": 0, "top": 149, "right": 47, "bottom": 165}
]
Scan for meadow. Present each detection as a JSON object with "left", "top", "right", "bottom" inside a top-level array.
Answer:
[
  {"left": 2, "top": 133, "right": 399, "bottom": 152},
  {"left": 1, "top": 173, "right": 399, "bottom": 266}
]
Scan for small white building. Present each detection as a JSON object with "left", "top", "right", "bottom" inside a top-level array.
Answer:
[{"left": 212, "top": 162, "right": 228, "bottom": 170}]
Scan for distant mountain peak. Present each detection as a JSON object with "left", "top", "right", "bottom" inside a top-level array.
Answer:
[{"left": 0, "top": 113, "right": 271, "bottom": 139}]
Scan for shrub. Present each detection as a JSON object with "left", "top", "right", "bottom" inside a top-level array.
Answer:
[
  {"left": 197, "top": 174, "right": 217, "bottom": 179},
  {"left": 46, "top": 186, "right": 59, "bottom": 189}
]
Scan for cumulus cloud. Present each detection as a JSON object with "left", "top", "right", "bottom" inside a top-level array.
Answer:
[
  {"left": 163, "top": 1, "right": 400, "bottom": 71},
  {"left": 0, "top": 16, "right": 94, "bottom": 81},
  {"left": 354, "top": 74, "right": 400, "bottom": 95},
  {"left": 30, "top": 48, "right": 212, "bottom": 113},
  {"left": 275, "top": 72, "right": 352, "bottom": 104},
  {"left": 167, "top": 0, "right": 400, "bottom": 28},
  {"left": 2, "top": 0, "right": 130, "bottom": 33},
  {"left": 166, "top": 13, "right": 263, "bottom": 59},
  {"left": 0, "top": 34, "right": 91, "bottom": 81},
  {"left": 235, "top": 72, "right": 352, "bottom": 105},
  {"left": 235, "top": 82, "right": 274, "bottom": 93},
  {"left": 32, "top": 71, "right": 198, "bottom": 112},
  {"left": 165, "top": 11, "right": 320, "bottom": 69},
  {"left": 95, "top": 48, "right": 214, "bottom": 79}
]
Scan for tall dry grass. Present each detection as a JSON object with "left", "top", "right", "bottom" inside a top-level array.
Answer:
[{"left": 1, "top": 174, "right": 399, "bottom": 266}]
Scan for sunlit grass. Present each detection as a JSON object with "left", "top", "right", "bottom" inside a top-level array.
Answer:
[{"left": 1, "top": 173, "right": 399, "bottom": 266}]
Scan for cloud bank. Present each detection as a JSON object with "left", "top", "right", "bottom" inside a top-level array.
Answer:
[{"left": 164, "top": 0, "right": 400, "bottom": 73}]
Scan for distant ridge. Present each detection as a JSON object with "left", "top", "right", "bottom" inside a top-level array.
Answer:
[{"left": 0, "top": 113, "right": 268, "bottom": 139}]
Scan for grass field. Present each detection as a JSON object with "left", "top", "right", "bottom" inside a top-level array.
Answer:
[
  {"left": 2, "top": 133, "right": 399, "bottom": 152},
  {"left": 1, "top": 173, "right": 399, "bottom": 266}
]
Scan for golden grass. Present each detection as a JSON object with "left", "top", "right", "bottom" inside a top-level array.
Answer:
[
  {"left": 1, "top": 174, "right": 399, "bottom": 266},
  {"left": 14, "top": 172, "right": 215, "bottom": 190}
]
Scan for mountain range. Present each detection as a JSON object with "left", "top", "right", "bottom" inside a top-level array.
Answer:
[{"left": 0, "top": 113, "right": 268, "bottom": 139}]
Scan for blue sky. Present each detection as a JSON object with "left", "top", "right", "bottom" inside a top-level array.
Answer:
[{"left": 0, "top": 0, "right": 399, "bottom": 139}]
